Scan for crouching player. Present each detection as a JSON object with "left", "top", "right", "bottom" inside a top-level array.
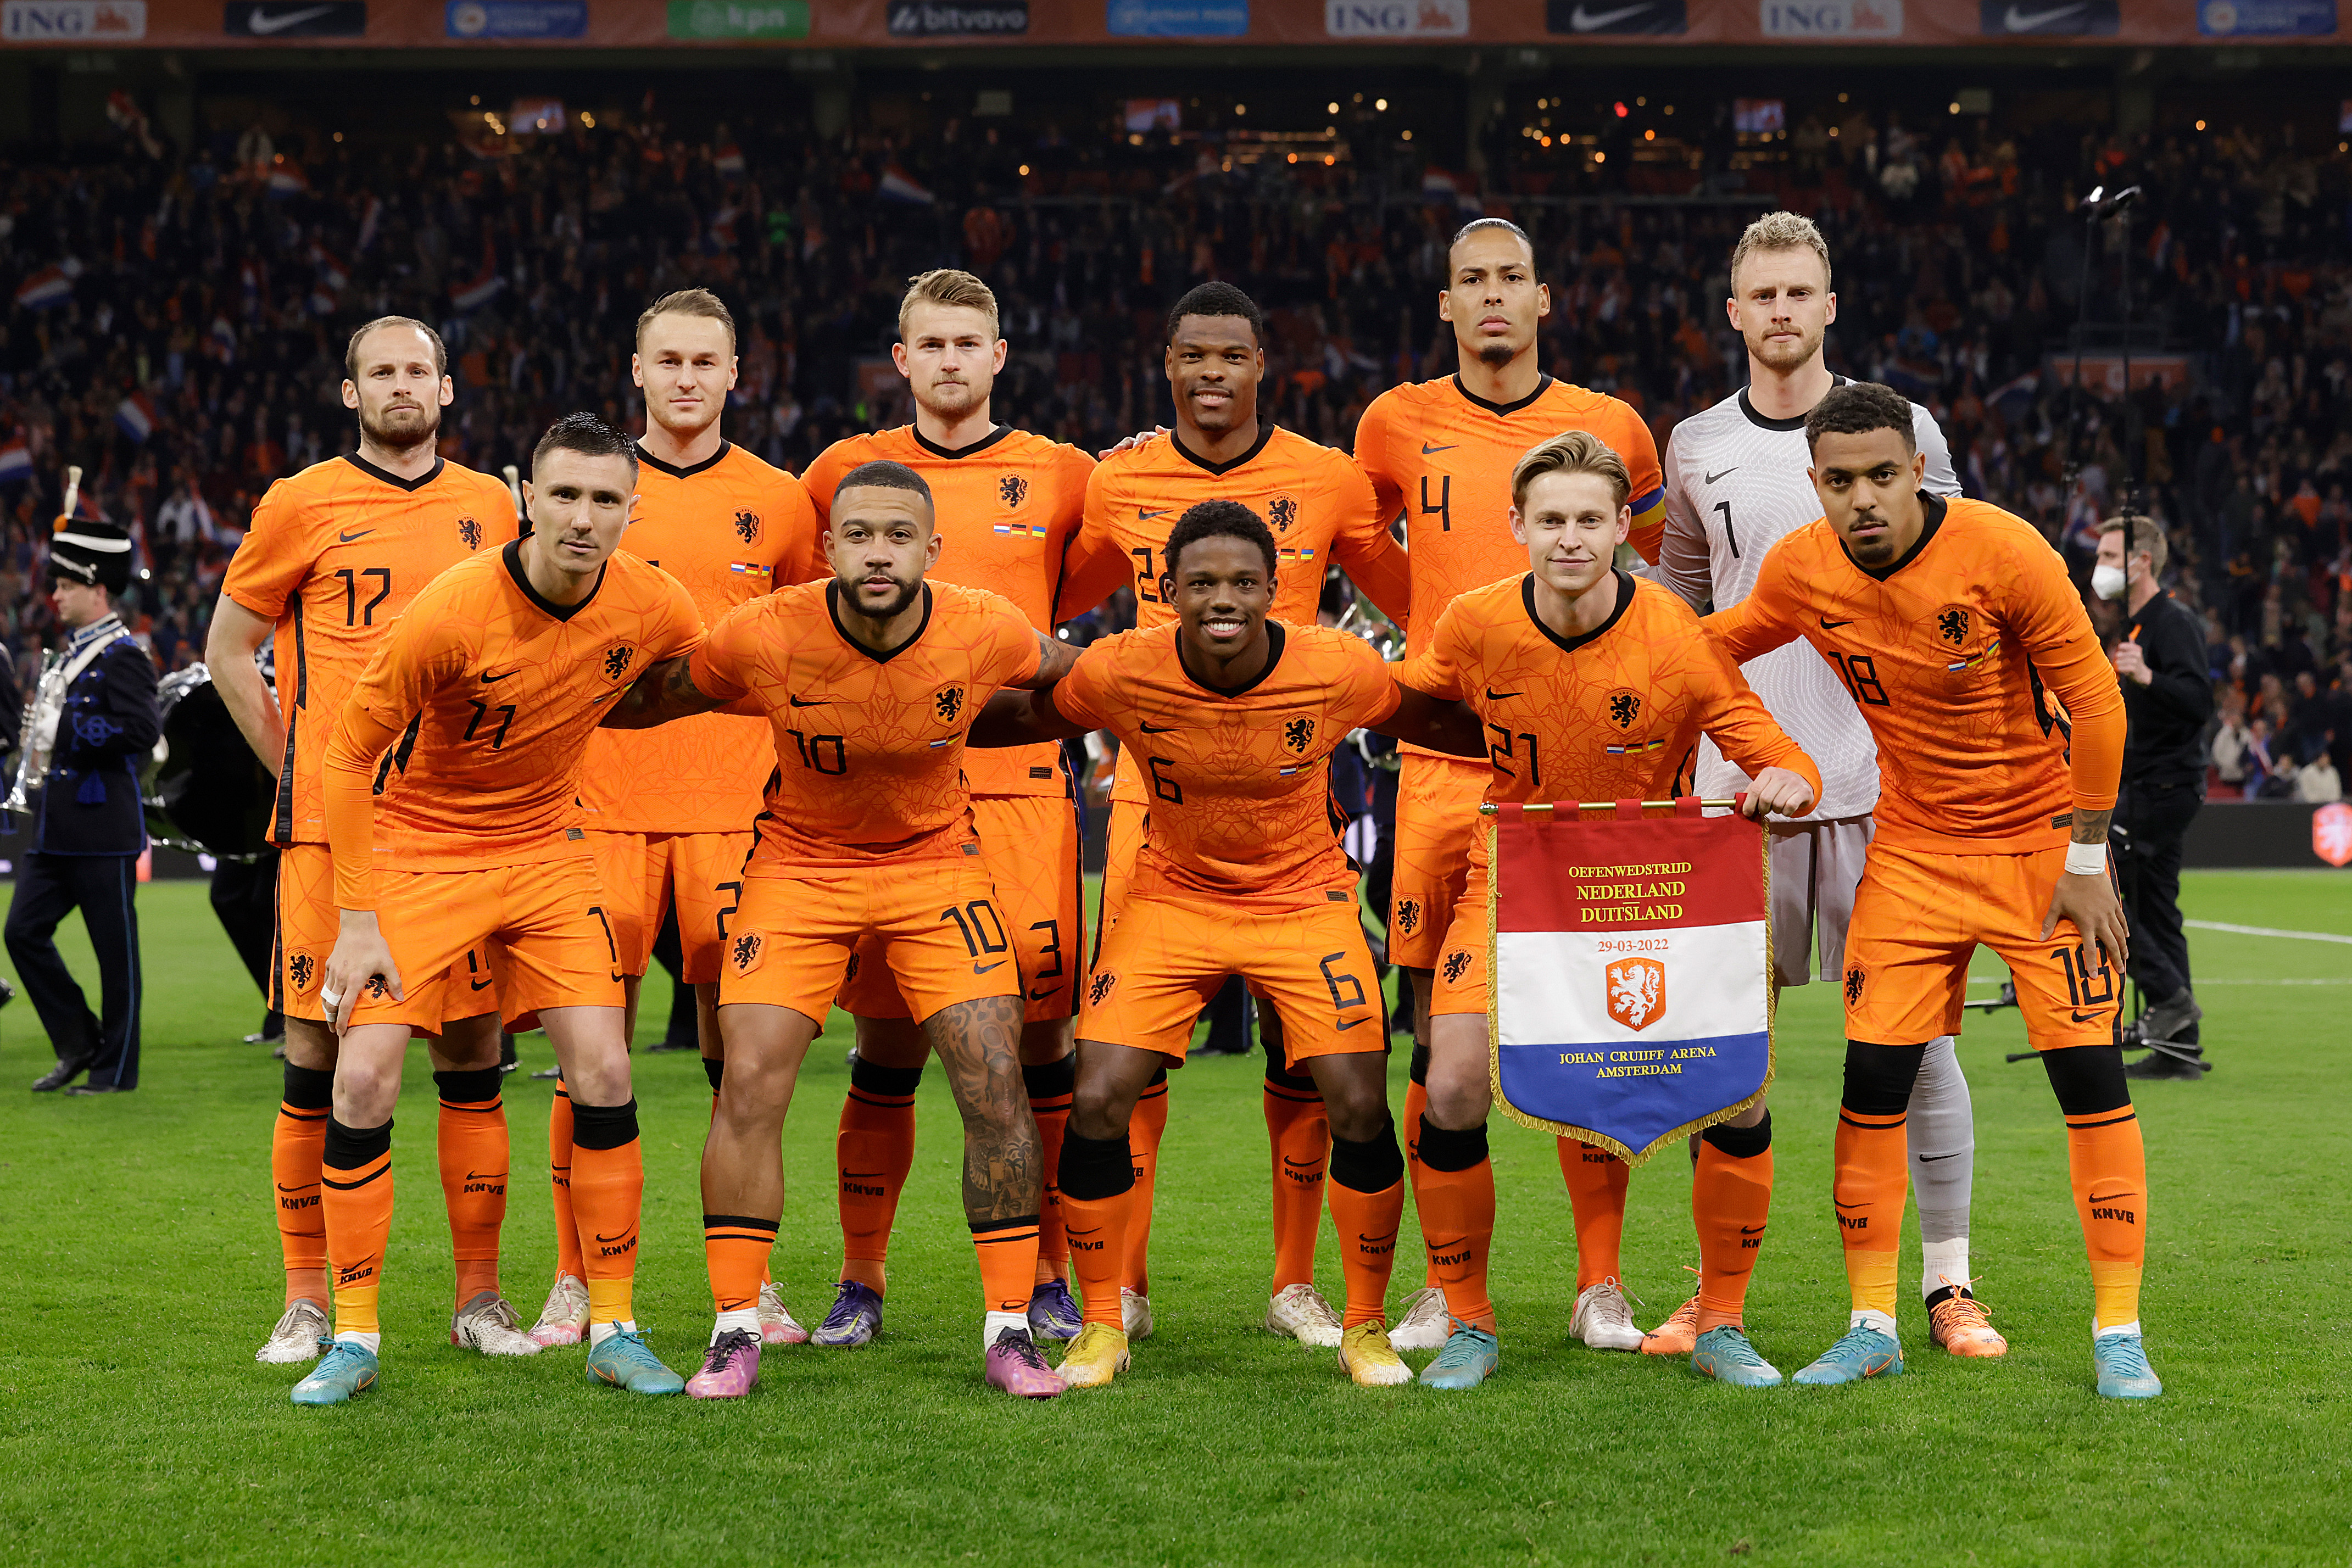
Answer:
[
  {"left": 298, "top": 415, "right": 706, "bottom": 1404},
  {"left": 1397, "top": 431, "right": 1821, "bottom": 1390},
  {"left": 972, "top": 500, "right": 1485, "bottom": 1389},
  {"left": 604, "top": 460, "right": 1075, "bottom": 1400}
]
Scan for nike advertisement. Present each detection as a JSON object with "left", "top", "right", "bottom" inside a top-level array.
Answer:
[
  {"left": 223, "top": 1, "right": 366, "bottom": 35},
  {"left": 1978, "top": 0, "right": 2119, "bottom": 33},
  {"left": 1546, "top": 0, "right": 1686, "bottom": 32}
]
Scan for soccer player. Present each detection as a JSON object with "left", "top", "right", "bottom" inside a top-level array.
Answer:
[
  {"left": 971, "top": 500, "right": 1483, "bottom": 1390},
  {"left": 1399, "top": 431, "right": 1820, "bottom": 1390},
  {"left": 797, "top": 270, "right": 1095, "bottom": 1348},
  {"left": 289, "top": 414, "right": 704, "bottom": 1406},
  {"left": 1653, "top": 213, "right": 1996, "bottom": 1359},
  {"left": 208, "top": 316, "right": 531, "bottom": 1366},
  {"left": 1353, "top": 216, "right": 1667, "bottom": 1352},
  {"left": 601, "top": 459, "right": 1074, "bottom": 1402},
  {"left": 1057, "top": 281, "right": 1412, "bottom": 1348},
  {"left": 1706, "top": 382, "right": 2157, "bottom": 1399},
  {"left": 538, "top": 289, "right": 820, "bottom": 1351}
]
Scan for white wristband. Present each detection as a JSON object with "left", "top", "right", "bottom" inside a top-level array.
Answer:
[{"left": 2064, "top": 841, "right": 2108, "bottom": 876}]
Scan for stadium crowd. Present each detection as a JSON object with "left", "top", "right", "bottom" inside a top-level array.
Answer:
[{"left": 0, "top": 91, "right": 2347, "bottom": 793}]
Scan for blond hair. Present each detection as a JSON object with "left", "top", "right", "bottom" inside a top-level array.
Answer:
[
  {"left": 899, "top": 269, "right": 1001, "bottom": 341},
  {"left": 1512, "top": 429, "right": 1631, "bottom": 512},
  {"left": 1729, "top": 210, "right": 1832, "bottom": 291},
  {"left": 2100, "top": 514, "right": 2169, "bottom": 576},
  {"left": 636, "top": 288, "right": 736, "bottom": 351}
]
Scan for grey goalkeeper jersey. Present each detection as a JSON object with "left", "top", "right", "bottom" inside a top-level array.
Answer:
[{"left": 1659, "top": 381, "right": 1960, "bottom": 822}]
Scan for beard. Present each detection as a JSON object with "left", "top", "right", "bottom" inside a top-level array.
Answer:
[
  {"left": 843, "top": 574, "right": 922, "bottom": 621},
  {"left": 1748, "top": 325, "right": 1822, "bottom": 373},
  {"left": 358, "top": 400, "right": 440, "bottom": 456},
  {"left": 1476, "top": 339, "right": 1518, "bottom": 367},
  {"left": 921, "top": 375, "right": 987, "bottom": 421}
]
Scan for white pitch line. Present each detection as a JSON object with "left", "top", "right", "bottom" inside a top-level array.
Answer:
[{"left": 2186, "top": 919, "right": 2352, "bottom": 947}]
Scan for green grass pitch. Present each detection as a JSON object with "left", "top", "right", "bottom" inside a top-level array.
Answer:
[{"left": 1, "top": 870, "right": 2347, "bottom": 1566}]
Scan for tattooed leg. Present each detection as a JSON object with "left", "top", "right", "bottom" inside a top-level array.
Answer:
[{"left": 921, "top": 995, "right": 1042, "bottom": 1225}]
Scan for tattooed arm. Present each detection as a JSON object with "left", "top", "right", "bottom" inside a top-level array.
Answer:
[{"left": 600, "top": 655, "right": 735, "bottom": 729}]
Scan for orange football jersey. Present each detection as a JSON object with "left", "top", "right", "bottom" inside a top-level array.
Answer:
[
  {"left": 1059, "top": 426, "right": 1411, "bottom": 808},
  {"left": 802, "top": 424, "right": 1093, "bottom": 798},
  {"left": 576, "top": 442, "right": 818, "bottom": 834},
  {"left": 324, "top": 543, "right": 704, "bottom": 906},
  {"left": 1705, "top": 494, "right": 2124, "bottom": 856},
  {"left": 223, "top": 454, "right": 520, "bottom": 847},
  {"left": 688, "top": 580, "right": 1046, "bottom": 873},
  {"left": 1051, "top": 621, "right": 1400, "bottom": 905},
  {"left": 1400, "top": 571, "right": 1819, "bottom": 867}
]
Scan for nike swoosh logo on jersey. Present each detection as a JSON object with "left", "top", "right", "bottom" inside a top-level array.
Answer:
[
  {"left": 2003, "top": 1, "right": 2085, "bottom": 29},
  {"left": 480, "top": 668, "right": 518, "bottom": 682},
  {"left": 1703, "top": 467, "right": 1740, "bottom": 483},
  {"left": 1336, "top": 1015, "right": 1368, "bottom": 1030},
  {"left": 973, "top": 960, "right": 1007, "bottom": 975},
  {"left": 246, "top": 4, "right": 337, "bottom": 32},
  {"left": 789, "top": 695, "right": 829, "bottom": 707},
  {"left": 338, "top": 528, "right": 376, "bottom": 543},
  {"left": 1138, "top": 508, "right": 1171, "bottom": 520},
  {"left": 1569, "top": 1, "right": 1655, "bottom": 26},
  {"left": 2071, "top": 1009, "right": 2106, "bottom": 1022},
  {"left": 1819, "top": 617, "right": 1855, "bottom": 630},
  {"left": 1421, "top": 443, "right": 1457, "bottom": 455},
  {"left": 1139, "top": 721, "right": 1176, "bottom": 733},
  {"left": 1485, "top": 688, "right": 1522, "bottom": 701}
]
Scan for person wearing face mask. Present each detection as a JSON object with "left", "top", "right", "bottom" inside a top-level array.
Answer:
[{"left": 2094, "top": 514, "right": 2213, "bottom": 1080}]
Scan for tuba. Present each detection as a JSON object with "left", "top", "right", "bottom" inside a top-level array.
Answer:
[{"left": 4, "top": 647, "right": 65, "bottom": 814}]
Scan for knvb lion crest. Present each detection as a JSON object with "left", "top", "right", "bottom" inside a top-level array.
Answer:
[
  {"left": 1844, "top": 965, "right": 1866, "bottom": 1006},
  {"left": 1606, "top": 957, "right": 1665, "bottom": 1031},
  {"left": 1394, "top": 899, "right": 1420, "bottom": 936},
  {"left": 734, "top": 509, "right": 761, "bottom": 545},
  {"left": 1283, "top": 717, "right": 1314, "bottom": 754},
  {"left": 1607, "top": 690, "right": 1642, "bottom": 730},
  {"left": 604, "top": 645, "right": 634, "bottom": 679},
  {"left": 1442, "top": 950, "right": 1472, "bottom": 984},
  {"left": 732, "top": 932, "right": 764, "bottom": 974},
  {"left": 999, "top": 475, "right": 1028, "bottom": 509},
  {"left": 1936, "top": 605, "right": 1972, "bottom": 646},
  {"left": 1266, "top": 495, "right": 1298, "bottom": 533},
  {"left": 936, "top": 686, "right": 965, "bottom": 723},
  {"left": 288, "top": 952, "right": 316, "bottom": 992},
  {"left": 456, "top": 516, "right": 481, "bottom": 551},
  {"left": 1089, "top": 972, "right": 1117, "bottom": 1006}
]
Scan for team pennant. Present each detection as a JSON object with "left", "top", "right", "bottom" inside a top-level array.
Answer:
[{"left": 1487, "top": 799, "right": 1773, "bottom": 1166}]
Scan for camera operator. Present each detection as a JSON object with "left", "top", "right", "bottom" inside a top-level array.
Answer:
[{"left": 2094, "top": 515, "right": 2212, "bottom": 1080}]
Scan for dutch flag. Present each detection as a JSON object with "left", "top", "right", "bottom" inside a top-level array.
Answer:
[
  {"left": 210, "top": 315, "right": 238, "bottom": 361},
  {"left": 878, "top": 166, "right": 935, "bottom": 207},
  {"left": 0, "top": 440, "right": 31, "bottom": 484},
  {"left": 715, "top": 144, "right": 746, "bottom": 178},
  {"left": 13, "top": 267, "right": 73, "bottom": 311},
  {"left": 450, "top": 264, "right": 505, "bottom": 313},
  {"left": 114, "top": 394, "right": 156, "bottom": 443},
  {"left": 268, "top": 163, "right": 308, "bottom": 197}
]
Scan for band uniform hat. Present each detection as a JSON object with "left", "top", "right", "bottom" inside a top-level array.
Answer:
[{"left": 48, "top": 516, "right": 133, "bottom": 594}]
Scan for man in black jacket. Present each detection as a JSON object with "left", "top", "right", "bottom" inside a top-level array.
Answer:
[
  {"left": 2094, "top": 516, "right": 2214, "bottom": 1080},
  {"left": 15, "top": 519, "right": 160, "bottom": 1094}
]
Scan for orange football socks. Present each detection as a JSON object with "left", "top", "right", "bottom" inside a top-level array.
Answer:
[
  {"left": 567, "top": 1098, "right": 643, "bottom": 1334},
  {"left": 320, "top": 1117, "right": 394, "bottom": 1341},
  {"left": 1023, "top": 1058, "right": 1075, "bottom": 1285},
  {"left": 272, "top": 1064, "right": 333, "bottom": 1309},
  {"left": 704, "top": 1214, "right": 778, "bottom": 1314},
  {"left": 1058, "top": 1128, "right": 1135, "bottom": 1329},
  {"left": 433, "top": 1067, "right": 507, "bottom": 1308},
  {"left": 548, "top": 1081, "right": 584, "bottom": 1283},
  {"left": 1122, "top": 1069, "right": 1169, "bottom": 1295},
  {"left": 1557, "top": 1139, "right": 1631, "bottom": 1292},
  {"left": 1327, "top": 1121, "right": 1406, "bottom": 1328},
  {"left": 1692, "top": 1114, "right": 1773, "bottom": 1332},
  {"left": 2043, "top": 1046, "right": 2149, "bottom": 1333},
  {"left": 1404, "top": 1046, "right": 1437, "bottom": 1288},
  {"left": 1263, "top": 1065, "right": 1329, "bottom": 1293},
  {"left": 837, "top": 1058, "right": 922, "bottom": 1294},
  {"left": 972, "top": 1216, "right": 1044, "bottom": 1317},
  {"left": 1411, "top": 1115, "right": 1496, "bottom": 1331},
  {"left": 1833, "top": 1107, "right": 1909, "bottom": 1322}
]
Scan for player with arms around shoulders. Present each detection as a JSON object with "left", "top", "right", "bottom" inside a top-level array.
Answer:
[
  {"left": 1654, "top": 212, "right": 1996, "bottom": 1360},
  {"left": 208, "top": 316, "right": 529, "bottom": 1367},
  {"left": 291, "top": 415, "right": 706, "bottom": 1406},
  {"left": 1705, "top": 382, "right": 2156, "bottom": 1399},
  {"left": 799, "top": 271, "right": 1096, "bottom": 1349},
  {"left": 1354, "top": 216, "right": 1669, "bottom": 1352},
  {"left": 972, "top": 500, "right": 1487, "bottom": 1391},
  {"left": 602, "top": 460, "right": 1075, "bottom": 1402},
  {"left": 1397, "top": 431, "right": 1820, "bottom": 1391},
  {"left": 540, "top": 289, "right": 820, "bottom": 1352}
]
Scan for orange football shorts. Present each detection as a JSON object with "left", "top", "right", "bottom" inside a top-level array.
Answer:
[
  {"left": 274, "top": 842, "right": 503, "bottom": 1030},
  {"left": 1424, "top": 858, "right": 1495, "bottom": 1019},
  {"left": 721, "top": 846, "right": 1019, "bottom": 1025},
  {"left": 1080, "top": 886, "right": 1386, "bottom": 1065},
  {"left": 1389, "top": 752, "right": 1486, "bottom": 972},
  {"left": 347, "top": 851, "right": 623, "bottom": 1029},
  {"left": 589, "top": 828, "right": 755, "bottom": 984},
  {"left": 839, "top": 794, "right": 1084, "bottom": 1024},
  {"left": 1842, "top": 841, "right": 2122, "bottom": 1051}
]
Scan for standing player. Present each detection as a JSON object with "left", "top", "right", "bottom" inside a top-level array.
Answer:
[
  {"left": 208, "top": 317, "right": 530, "bottom": 1366},
  {"left": 1398, "top": 432, "right": 1820, "bottom": 1391},
  {"left": 1354, "top": 217, "right": 1667, "bottom": 1352},
  {"left": 1056, "top": 281, "right": 1412, "bottom": 1348},
  {"left": 1653, "top": 212, "right": 1997, "bottom": 1361},
  {"left": 972, "top": 501, "right": 1484, "bottom": 1390},
  {"left": 537, "top": 289, "right": 820, "bottom": 1352},
  {"left": 797, "top": 270, "right": 1095, "bottom": 1348},
  {"left": 603, "top": 460, "right": 1073, "bottom": 1402},
  {"left": 1707, "top": 383, "right": 2156, "bottom": 1399},
  {"left": 292, "top": 414, "right": 705, "bottom": 1405}
]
